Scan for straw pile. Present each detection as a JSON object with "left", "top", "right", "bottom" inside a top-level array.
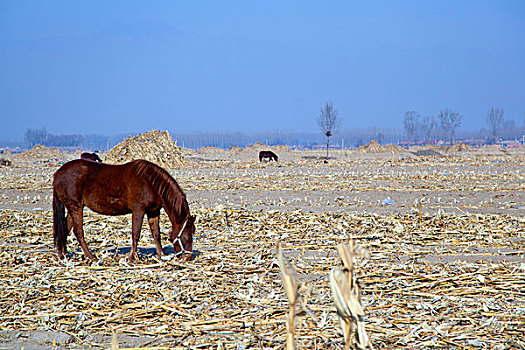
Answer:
[
  {"left": 226, "top": 145, "right": 242, "bottom": 154},
  {"left": 447, "top": 142, "right": 472, "bottom": 153},
  {"left": 197, "top": 146, "right": 224, "bottom": 155},
  {"left": 180, "top": 147, "right": 195, "bottom": 156},
  {"left": 418, "top": 144, "right": 443, "bottom": 151},
  {"left": 17, "top": 145, "right": 63, "bottom": 159},
  {"left": 358, "top": 140, "right": 405, "bottom": 154},
  {"left": 105, "top": 130, "right": 184, "bottom": 169}
]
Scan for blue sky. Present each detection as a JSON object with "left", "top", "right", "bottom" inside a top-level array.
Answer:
[{"left": 1, "top": 1, "right": 524, "bottom": 141}]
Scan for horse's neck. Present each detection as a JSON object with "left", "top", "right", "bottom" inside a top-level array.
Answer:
[{"left": 164, "top": 196, "right": 188, "bottom": 226}]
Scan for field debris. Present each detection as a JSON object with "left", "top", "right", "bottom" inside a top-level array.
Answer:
[
  {"left": 105, "top": 130, "right": 184, "bottom": 169},
  {"left": 0, "top": 148, "right": 524, "bottom": 348},
  {"left": 0, "top": 206, "right": 523, "bottom": 349}
]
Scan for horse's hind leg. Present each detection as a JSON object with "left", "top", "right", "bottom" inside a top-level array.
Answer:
[
  {"left": 147, "top": 214, "right": 164, "bottom": 256},
  {"left": 69, "top": 206, "right": 96, "bottom": 260},
  {"left": 67, "top": 214, "right": 74, "bottom": 235}
]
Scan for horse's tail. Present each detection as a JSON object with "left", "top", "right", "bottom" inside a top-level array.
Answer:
[{"left": 53, "top": 188, "right": 68, "bottom": 255}]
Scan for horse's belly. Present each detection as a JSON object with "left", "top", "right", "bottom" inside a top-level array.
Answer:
[{"left": 84, "top": 194, "right": 131, "bottom": 216}]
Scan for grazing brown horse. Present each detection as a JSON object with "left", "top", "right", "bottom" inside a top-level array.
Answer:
[
  {"left": 259, "top": 150, "right": 278, "bottom": 162},
  {"left": 80, "top": 152, "right": 102, "bottom": 162},
  {"left": 52, "top": 159, "right": 195, "bottom": 261}
]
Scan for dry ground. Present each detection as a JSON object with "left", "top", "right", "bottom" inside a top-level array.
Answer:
[{"left": 0, "top": 147, "right": 524, "bottom": 349}]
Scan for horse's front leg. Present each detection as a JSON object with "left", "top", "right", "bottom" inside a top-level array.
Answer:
[
  {"left": 147, "top": 214, "right": 164, "bottom": 256},
  {"left": 130, "top": 210, "right": 145, "bottom": 261}
]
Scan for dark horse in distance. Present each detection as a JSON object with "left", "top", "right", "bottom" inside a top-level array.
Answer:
[
  {"left": 259, "top": 150, "right": 279, "bottom": 162},
  {"left": 53, "top": 159, "right": 195, "bottom": 261},
  {"left": 80, "top": 152, "right": 103, "bottom": 162}
]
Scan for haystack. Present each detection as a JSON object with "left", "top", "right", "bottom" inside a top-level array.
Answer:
[
  {"left": 180, "top": 147, "right": 195, "bottom": 156},
  {"left": 358, "top": 140, "right": 382, "bottom": 153},
  {"left": 272, "top": 144, "right": 292, "bottom": 153},
  {"left": 226, "top": 145, "right": 242, "bottom": 154},
  {"left": 382, "top": 143, "right": 406, "bottom": 153},
  {"left": 358, "top": 140, "right": 406, "bottom": 154},
  {"left": 197, "top": 146, "right": 224, "bottom": 155},
  {"left": 419, "top": 143, "right": 442, "bottom": 151},
  {"left": 105, "top": 130, "right": 184, "bottom": 169},
  {"left": 358, "top": 140, "right": 405, "bottom": 153},
  {"left": 18, "top": 145, "right": 63, "bottom": 159},
  {"left": 447, "top": 142, "right": 472, "bottom": 152}
]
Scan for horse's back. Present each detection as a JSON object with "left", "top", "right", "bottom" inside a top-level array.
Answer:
[
  {"left": 54, "top": 159, "right": 100, "bottom": 180},
  {"left": 53, "top": 160, "right": 151, "bottom": 215},
  {"left": 53, "top": 159, "right": 106, "bottom": 195},
  {"left": 54, "top": 159, "right": 158, "bottom": 183}
]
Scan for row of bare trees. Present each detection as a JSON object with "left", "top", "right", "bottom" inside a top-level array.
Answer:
[
  {"left": 403, "top": 107, "right": 522, "bottom": 144},
  {"left": 24, "top": 128, "right": 84, "bottom": 148},
  {"left": 403, "top": 109, "right": 463, "bottom": 143},
  {"left": 319, "top": 102, "right": 522, "bottom": 152}
]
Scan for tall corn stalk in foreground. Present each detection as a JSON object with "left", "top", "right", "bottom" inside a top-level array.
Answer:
[
  {"left": 330, "top": 241, "right": 374, "bottom": 350},
  {"left": 276, "top": 240, "right": 312, "bottom": 350}
]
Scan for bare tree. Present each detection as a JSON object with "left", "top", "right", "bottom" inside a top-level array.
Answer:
[
  {"left": 502, "top": 119, "right": 516, "bottom": 140},
  {"left": 317, "top": 101, "right": 341, "bottom": 159},
  {"left": 449, "top": 111, "right": 462, "bottom": 143},
  {"left": 421, "top": 115, "right": 436, "bottom": 141},
  {"left": 438, "top": 109, "right": 462, "bottom": 144},
  {"left": 403, "top": 111, "right": 420, "bottom": 142},
  {"left": 486, "top": 107, "right": 504, "bottom": 144},
  {"left": 24, "top": 127, "right": 48, "bottom": 148},
  {"left": 438, "top": 111, "right": 450, "bottom": 142}
]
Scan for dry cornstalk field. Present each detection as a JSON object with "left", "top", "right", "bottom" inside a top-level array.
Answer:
[{"left": 0, "top": 145, "right": 524, "bottom": 349}]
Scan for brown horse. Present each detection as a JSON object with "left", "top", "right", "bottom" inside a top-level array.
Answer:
[
  {"left": 52, "top": 159, "right": 195, "bottom": 261},
  {"left": 80, "top": 152, "right": 102, "bottom": 162},
  {"left": 259, "top": 150, "right": 278, "bottom": 162}
]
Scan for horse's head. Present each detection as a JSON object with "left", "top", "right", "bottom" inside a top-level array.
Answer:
[{"left": 170, "top": 215, "right": 196, "bottom": 261}]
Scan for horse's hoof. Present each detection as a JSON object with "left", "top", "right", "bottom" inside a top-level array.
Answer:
[
  {"left": 85, "top": 254, "right": 97, "bottom": 261},
  {"left": 127, "top": 252, "right": 139, "bottom": 263},
  {"left": 179, "top": 253, "right": 192, "bottom": 261}
]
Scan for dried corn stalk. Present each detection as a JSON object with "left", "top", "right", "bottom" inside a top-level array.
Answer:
[
  {"left": 330, "top": 241, "right": 373, "bottom": 350},
  {"left": 277, "top": 240, "right": 312, "bottom": 350},
  {"left": 111, "top": 332, "right": 119, "bottom": 350}
]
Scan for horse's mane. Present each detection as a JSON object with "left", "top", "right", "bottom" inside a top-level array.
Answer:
[{"left": 130, "top": 160, "right": 188, "bottom": 219}]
